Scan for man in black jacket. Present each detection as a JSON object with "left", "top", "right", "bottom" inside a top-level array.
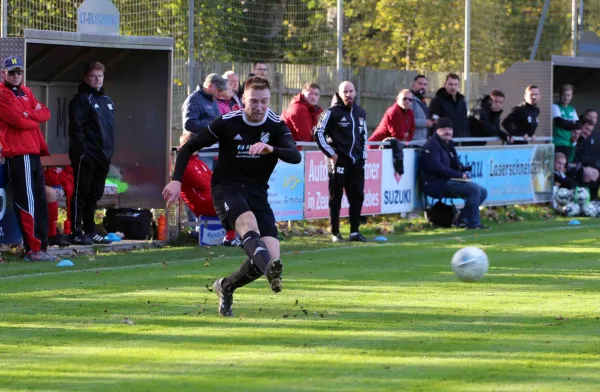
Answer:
[
  {"left": 468, "top": 90, "right": 510, "bottom": 146},
  {"left": 68, "top": 61, "right": 114, "bottom": 245},
  {"left": 501, "top": 85, "right": 540, "bottom": 144},
  {"left": 315, "top": 81, "right": 368, "bottom": 242},
  {"left": 421, "top": 118, "right": 488, "bottom": 229},
  {"left": 429, "top": 73, "right": 469, "bottom": 140}
]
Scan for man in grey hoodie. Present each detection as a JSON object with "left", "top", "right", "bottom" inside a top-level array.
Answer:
[{"left": 411, "top": 75, "right": 434, "bottom": 143}]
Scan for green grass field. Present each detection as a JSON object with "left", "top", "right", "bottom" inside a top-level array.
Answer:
[{"left": 1, "top": 219, "right": 600, "bottom": 391}]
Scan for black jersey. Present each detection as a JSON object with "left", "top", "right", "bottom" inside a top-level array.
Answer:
[{"left": 172, "top": 109, "right": 301, "bottom": 189}]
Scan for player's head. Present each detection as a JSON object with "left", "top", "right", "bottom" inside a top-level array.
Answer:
[
  {"left": 252, "top": 61, "right": 268, "bottom": 77},
  {"left": 242, "top": 76, "right": 271, "bottom": 123},
  {"left": 84, "top": 61, "right": 105, "bottom": 90},
  {"left": 554, "top": 152, "right": 567, "bottom": 173},
  {"left": 338, "top": 81, "right": 356, "bottom": 107}
]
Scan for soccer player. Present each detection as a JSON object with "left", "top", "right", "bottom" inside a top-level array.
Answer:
[{"left": 162, "top": 76, "right": 301, "bottom": 317}]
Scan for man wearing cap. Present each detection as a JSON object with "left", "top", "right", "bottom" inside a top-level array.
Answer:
[
  {"left": 0, "top": 56, "right": 57, "bottom": 261},
  {"left": 421, "top": 117, "right": 489, "bottom": 229},
  {"left": 181, "top": 73, "right": 229, "bottom": 238},
  {"left": 182, "top": 73, "right": 229, "bottom": 135}
]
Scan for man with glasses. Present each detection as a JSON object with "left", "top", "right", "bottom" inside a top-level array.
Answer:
[
  {"left": 468, "top": 90, "right": 510, "bottom": 146},
  {"left": 368, "top": 89, "right": 415, "bottom": 144},
  {"left": 0, "top": 56, "right": 57, "bottom": 261}
]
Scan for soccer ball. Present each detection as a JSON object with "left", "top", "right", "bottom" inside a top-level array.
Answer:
[
  {"left": 555, "top": 188, "right": 572, "bottom": 206},
  {"left": 562, "top": 202, "right": 581, "bottom": 217},
  {"left": 451, "top": 247, "right": 489, "bottom": 282},
  {"left": 574, "top": 187, "right": 590, "bottom": 206},
  {"left": 582, "top": 202, "right": 598, "bottom": 217}
]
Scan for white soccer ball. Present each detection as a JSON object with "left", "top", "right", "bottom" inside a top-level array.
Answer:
[
  {"left": 451, "top": 247, "right": 489, "bottom": 282},
  {"left": 574, "top": 187, "right": 590, "bottom": 206},
  {"left": 562, "top": 202, "right": 581, "bottom": 217},
  {"left": 555, "top": 188, "right": 573, "bottom": 206},
  {"left": 582, "top": 202, "right": 598, "bottom": 217}
]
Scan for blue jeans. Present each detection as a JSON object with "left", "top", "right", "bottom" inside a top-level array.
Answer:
[{"left": 445, "top": 180, "right": 488, "bottom": 227}]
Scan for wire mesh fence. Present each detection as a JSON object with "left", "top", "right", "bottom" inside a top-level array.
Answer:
[{"left": 5, "top": 0, "right": 600, "bottom": 144}]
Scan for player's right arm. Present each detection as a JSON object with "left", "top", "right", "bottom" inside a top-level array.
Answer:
[
  {"left": 163, "top": 120, "right": 221, "bottom": 204},
  {"left": 314, "top": 108, "right": 338, "bottom": 161}
]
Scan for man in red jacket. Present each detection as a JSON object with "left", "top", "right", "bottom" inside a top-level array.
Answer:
[
  {"left": 0, "top": 56, "right": 56, "bottom": 261},
  {"left": 281, "top": 82, "right": 323, "bottom": 143},
  {"left": 179, "top": 132, "right": 239, "bottom": 246},
  {"left": 368, "top": 89, "right": 415, "bottom": 147}
]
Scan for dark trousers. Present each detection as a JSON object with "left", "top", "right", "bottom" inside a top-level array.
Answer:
[
  {"left": 6, "top": 155, "right": 48, "bottom": 252},
  {"left": 70, "top": 154, "right": 110, "bottom": 235},
  {"left": 446, "top": 179, "right": 488, "bottom": 228},
  {"left": 329, "top": 164, "right": 365, "bottom": 234}
]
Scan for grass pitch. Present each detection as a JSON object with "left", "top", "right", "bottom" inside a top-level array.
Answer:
[{"left": 1, "top": 219, "right": 599, "bottom": 391}]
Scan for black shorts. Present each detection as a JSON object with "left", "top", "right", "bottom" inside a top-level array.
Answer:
[{"left": 212, "top": 183, "right": 278, "bottom": 238}]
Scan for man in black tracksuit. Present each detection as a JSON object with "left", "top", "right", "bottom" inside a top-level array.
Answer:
[
  {"left": 68, "top": 61, "right": 115, "bottom": 245},
  {"left": 501, "top": 85, "right": 540, "bottom": 145},
  {"left": 314, "top": 81, "right": 368, "bottom": 243}
]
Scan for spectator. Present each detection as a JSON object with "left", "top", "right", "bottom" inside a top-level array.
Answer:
[
  {"left": 501, "top": 85, "right": 540, "bottom": 144},
  {"left": 567, "top": 163, "right": 600, "bottom": 189},
  {"left": 281, "top": 82, "right": 323, "bottom": 143},
  {"left": 368, "top": 89, "right": 415, "bottom": 146},
  {"left": 0, "top": 56, "right": 57, "bottom": 261},
  {"left": 552, "top": 84, "right": 580, "bottom": 156},
  {"left": 579, "top": 109, "right": 598, "bottom": 127},
  {"left": 315, "top": 81, "right": 369, "bottom": 242},
  {"left": 222, "top": 71, "right": 242, "bottom": 108},
  {"left": 45, "top": 186, "right": 70, "bottom": 247},
  {"left": 420, "top": 118, "right": 489, "bottom": 230},
  {"left": 182, "top": 73, "right": 228, "bottom": 135},
  {"left": 68, "top": 61, "right": 115, "bottom": 245},
  {"left": 573, "top": 120, "right": 595, "bottom": 165},
  {"left": 429, "top": 73, "right": 469, "bottom": 140},
  {"left": 216, "top": 86, "right": 233, "bottom": 115},
  {"left": 178, "top": 132, "right": 240, "bottom": 247},
  {"left": 554, "top": 152, "right": 576, "bottom": 189},
  {"left": 468, "top": 90, "right": 509, "bottom": 145},
  {"left": 181, "top": 73, "right": 228, "bottom": 236},
  {"left": 240, "top": 62, "right": 269, "bottom": 97},
  {"left": 410, "top": 74, "right": 433, "bottom": 143}
]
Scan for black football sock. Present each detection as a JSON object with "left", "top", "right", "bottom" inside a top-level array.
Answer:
[
  {"left": 221, "top": 257, "right": 263, "bottom": 292},
  {"left": 242, "top": 231, "right": 271, "bottom": 274}
]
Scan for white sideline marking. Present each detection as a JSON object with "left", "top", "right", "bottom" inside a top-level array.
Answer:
[{"left": 1, "top": 223, "right": 597, "bottom": 281}]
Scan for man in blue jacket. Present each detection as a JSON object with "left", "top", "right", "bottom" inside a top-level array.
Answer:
[{"left": 421, "top": 118, "right": 489, "bottom": 229}]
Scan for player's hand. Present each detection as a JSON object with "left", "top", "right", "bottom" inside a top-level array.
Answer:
[
  {"left": 425, "top": 119, "right": 434, "bottom": 128},
  {"left": 523, "top": 134, "right": 530, "bottom": 142},
  {"left": 249, "top": 142, "right": 273, "bottom": 155},
  {"left": 329, "top": 154, "right": 338, "bottom": 165},
  {"left": 462, "top": 172, "right": 469, "bottom": 179},
  {"left": 162, "top": 181, "right": 182, "bottom": 206},
  {"left": 531, "top": 135, "right": 536, "bottom": 142}
]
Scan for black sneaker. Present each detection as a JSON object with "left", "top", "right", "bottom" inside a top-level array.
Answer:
[
  {"left": 266, "top": 258, "right": 283, "bottom": 293},
  {"left": 91, "top": 233, "right": 112, "bottom": 245},
  {"left": 48, "top": 234, "right": 71, "bottom": 247},
  {"left": 349, "top": 233, "right": 369, "bottom": 242},
  {"left": 223, "top": 237, "right": 242, "bottom": 247},
  {"left": 71, "top": 233, "right": 93, "bottom": 245},
  {"left": 331, "top": 233, "right": 344, "bottom": 243},
  {"left": 213, "top": 278, "right": 233, "bottom": 317}
]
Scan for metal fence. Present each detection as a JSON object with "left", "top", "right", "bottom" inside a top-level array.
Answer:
[{"left": 3, "top": 0, "right": 597, "bottom": 146}]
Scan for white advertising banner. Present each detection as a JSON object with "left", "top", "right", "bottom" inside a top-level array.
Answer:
[{"left": 380, "top": 148, "right": 417, "bottom": 214}]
